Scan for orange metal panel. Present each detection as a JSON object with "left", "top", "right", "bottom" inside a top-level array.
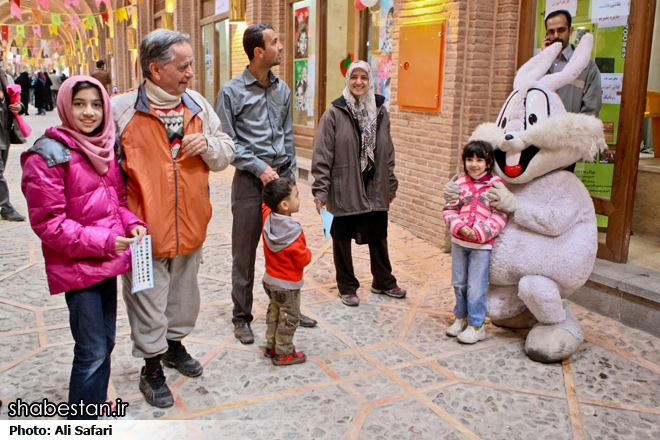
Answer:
[{"left": 398, "top": 21, "right": 445, "bottom": 112}]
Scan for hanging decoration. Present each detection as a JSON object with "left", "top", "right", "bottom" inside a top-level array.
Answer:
[
  {"left": 340, "top": 53, "right": 354, "bottom": 77},
  {"left": 354, "top": 0, "right": 367, "bottom": 11},
  {"left": 10, "top": 1, "right": 22, "bottom": 21},
  {"left": 362, "top": 0, "right": 378, "bottom": 7},
  {"left": 65, "top": 0, "right": 81, "bottom": 11}
]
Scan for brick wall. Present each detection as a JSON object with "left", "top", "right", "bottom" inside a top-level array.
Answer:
[{"left": 389, "top": 0, "right": 519, "bottom": 250}]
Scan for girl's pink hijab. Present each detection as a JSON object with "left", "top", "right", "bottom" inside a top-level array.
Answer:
[{"left": 51, "top": 75, "right": 115, "bottom": 175}]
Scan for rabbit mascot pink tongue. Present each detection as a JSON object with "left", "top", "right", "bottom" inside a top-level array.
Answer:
[{"left": 469, "top": 33, "right": 607, "bottom": 363}]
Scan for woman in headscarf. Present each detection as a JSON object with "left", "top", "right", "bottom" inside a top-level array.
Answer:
[
  {"left": 32, "top": 71, "right": 48, "bottom": 115},
  {"left": 312, "top": 60, "right": 405, "bottom": 307}
]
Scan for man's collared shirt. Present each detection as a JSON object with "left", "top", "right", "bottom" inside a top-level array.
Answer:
[
  {"left": 548, "top": 43, "right": 602, "bottom": 116},
  {"left": 215, "top": 67, "right": 295, "bottom": 178}
]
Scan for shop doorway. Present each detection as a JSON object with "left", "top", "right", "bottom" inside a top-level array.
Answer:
[{"left": 519, "top": 0, "right": 657, "bottom": 264}]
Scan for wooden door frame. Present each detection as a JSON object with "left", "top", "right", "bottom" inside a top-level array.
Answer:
[
  {"left": 517, "top": 0, "right": 657, "bottom": 263},
  {"left": 199, "top": 11, "right": 230, "bottom": 101}
]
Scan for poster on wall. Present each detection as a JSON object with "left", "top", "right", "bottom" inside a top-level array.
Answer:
[
  {"left": 294, "top": 7, "right": 310, "bottom": 59},
  {"left": 292, "top": 1, "right": 315, "bottom": 127},
  {"left": 367, "top": 0, "right": 395, "bottom": 109},
  {"left": 294, "top": 60, "right": 309, "bottom": 111},
  {"left": 545, "top": 0, "right": 578, "bottom": 18}
]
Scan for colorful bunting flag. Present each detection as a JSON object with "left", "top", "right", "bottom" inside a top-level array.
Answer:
[
  {"left": 22, "top": 48, "right": 28, "bottom": 58},
  {"left": 65, "top": 0, "right": 81, "bottom": 11},
  {"left": 95, "top": 0, "right": 112, "bottom": 9},
  {"left": 101, "top": 12, "right": 110, "bottom": 26},
  {"left": 70, "top": 15, "right": 80, "bottom": 27},
  {"left": 1, "top": 26, "right": 8, "bottom": 43},
  {"left": 36, "top": 0, "right": 50, "bottom": 10},
  {"left": 52, "top": 13, "right": 62, "bottom": 26},
  {"left": 10, "top": 2, "right": 22, "bottom": 21},
  {"left": 49, "top": 24, "right": 58, "bottom": 36},
  {"left": 115, "top": 7, "right": 129, "bottom": 22},
  {"left": 85, "top": 14, "right": 96, "bottom": 30},
  {"left": 31, "top": 9, "right": 43, "bottom": 25},
  {"left": 15, "top": 36, "right": 23, "bottom": 46},
  {"left": 33, "top": 25, "right": 42, "bottom": 38},
  {"left": 16, "top": 25, "right": 25, "bottom": 37}
]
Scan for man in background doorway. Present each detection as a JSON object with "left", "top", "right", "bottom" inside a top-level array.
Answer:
[
  {"left": 543, "top": 9, "right": 602, "bottom": 116},
  {"left": 90, "top": 60, "right": 112, "bottom": 95}
]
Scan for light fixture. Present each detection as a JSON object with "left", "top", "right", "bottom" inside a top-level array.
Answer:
[
  {"left": 230, "top": 0, "right": 246, "bottom": 23},
  {"left": 162, "top": 12, "right": 174, "bottom": 30}
]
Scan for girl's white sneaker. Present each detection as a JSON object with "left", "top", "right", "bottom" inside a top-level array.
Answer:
[
  {"left": 457, "top": 325, "right": 486, "bottom": 344},
  {"left": 445, "top": 317, "right": 468, "bottom": 337}
]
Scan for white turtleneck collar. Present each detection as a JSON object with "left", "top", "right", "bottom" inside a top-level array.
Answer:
[{"left": 144, "top": 78, "right": 183, "bottom": 108}]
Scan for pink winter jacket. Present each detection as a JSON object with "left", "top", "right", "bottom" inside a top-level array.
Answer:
[
  {"left": 21, "top": 131, "right": 146, "bottom": 295},
  {"left": 442, "top": 173, "right": 509, "bottom": 250}
]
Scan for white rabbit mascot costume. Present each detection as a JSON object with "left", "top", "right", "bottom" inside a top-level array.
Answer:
[{"left": 467, "top": 33, "right": 607, "bottom": 363}]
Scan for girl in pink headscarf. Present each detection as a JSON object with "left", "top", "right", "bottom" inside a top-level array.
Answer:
[{"left": 21, "top": 76, "right": 147, "bottom": 420}]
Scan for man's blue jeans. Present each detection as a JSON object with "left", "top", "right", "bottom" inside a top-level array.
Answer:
[
  {"left": 65, "top": 277, "right": 117, "bottom": 420},
  {"left": 451, "top": 243, "right": 491, "bottom": 327}
]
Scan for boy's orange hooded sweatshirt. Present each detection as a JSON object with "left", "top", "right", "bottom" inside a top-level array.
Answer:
[{"left": 262, "top": 204, "right": 312, "bottom": 289}]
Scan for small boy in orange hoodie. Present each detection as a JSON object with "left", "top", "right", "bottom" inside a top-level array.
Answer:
[{"left": 262, "top": 177, "right": 312, "bottom": 366}]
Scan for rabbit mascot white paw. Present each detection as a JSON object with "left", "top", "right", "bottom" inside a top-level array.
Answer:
[{"left": 467, "top": 33, "right": 607, "bottom": 363}]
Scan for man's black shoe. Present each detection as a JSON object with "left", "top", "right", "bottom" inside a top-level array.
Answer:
[
  {"left": 1, "top": 210, "right": 25, "bottom": 222},
  {"left": 234, "top": 322, "right": 254, "bottom": 344},
  {"left": 162, "top": 342, "right": 203, "bottom": 377},
  {"left": 139, "top": 367, "right": 174, "bottom": 408},
  {"left": 299, "top": 314, "right": 317, "bottom": 328}
]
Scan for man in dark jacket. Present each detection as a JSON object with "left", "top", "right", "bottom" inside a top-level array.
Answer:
[{"left": 0, "top": 47, "right": 26, "bottom": 221}]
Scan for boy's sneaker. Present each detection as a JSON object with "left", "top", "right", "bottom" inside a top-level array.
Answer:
[
  {"left": 457, "top": 325, "right": 486, "bottom": 344},
  {"left": 339, "top": 294, "right": 360, "bottom": 306},
  {"left": 272, "top": 350, "right": 307, "bottom": 366},
  {"left": 445, "top": 317, "right": 468, "bottom": 337},
  {"left": 264, "top": 346, "right": 296, "bottom": 358},
  {"left": 370, "top": 286, "right": 407, "bottom": 298},
  {"left": 162, "top": 343, "right": 203, "bottom": 377},
  {"left": 139, "top": 367, "right": 174, "bottom": 408}
]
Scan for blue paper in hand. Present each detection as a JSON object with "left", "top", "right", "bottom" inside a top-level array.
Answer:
[{"left": 320, "top": 208, "right": 334, "bottom": 242}]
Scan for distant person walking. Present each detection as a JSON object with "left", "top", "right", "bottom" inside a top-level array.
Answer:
[
  {"left": 90, "top": 60, "right": 112, "bottom": 95},
  {"left": 50, "top": 69, "right": 62, "bottom": 105}
]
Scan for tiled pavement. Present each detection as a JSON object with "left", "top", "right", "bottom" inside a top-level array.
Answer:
[{"left": 1, "top": 112, "right": 659, "bottom": 439}]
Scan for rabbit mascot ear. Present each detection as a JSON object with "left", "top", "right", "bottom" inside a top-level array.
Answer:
[
  {"left": 469, "top": 33, "right": 605, "bottom": 363},
  {"left": 470, "top": 33, "right": 606, "bottom": 185}
]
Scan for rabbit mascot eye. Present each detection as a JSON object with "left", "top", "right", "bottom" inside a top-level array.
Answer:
[{"left": 469, "top": 33, "right": 607, "bottom": 363}]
